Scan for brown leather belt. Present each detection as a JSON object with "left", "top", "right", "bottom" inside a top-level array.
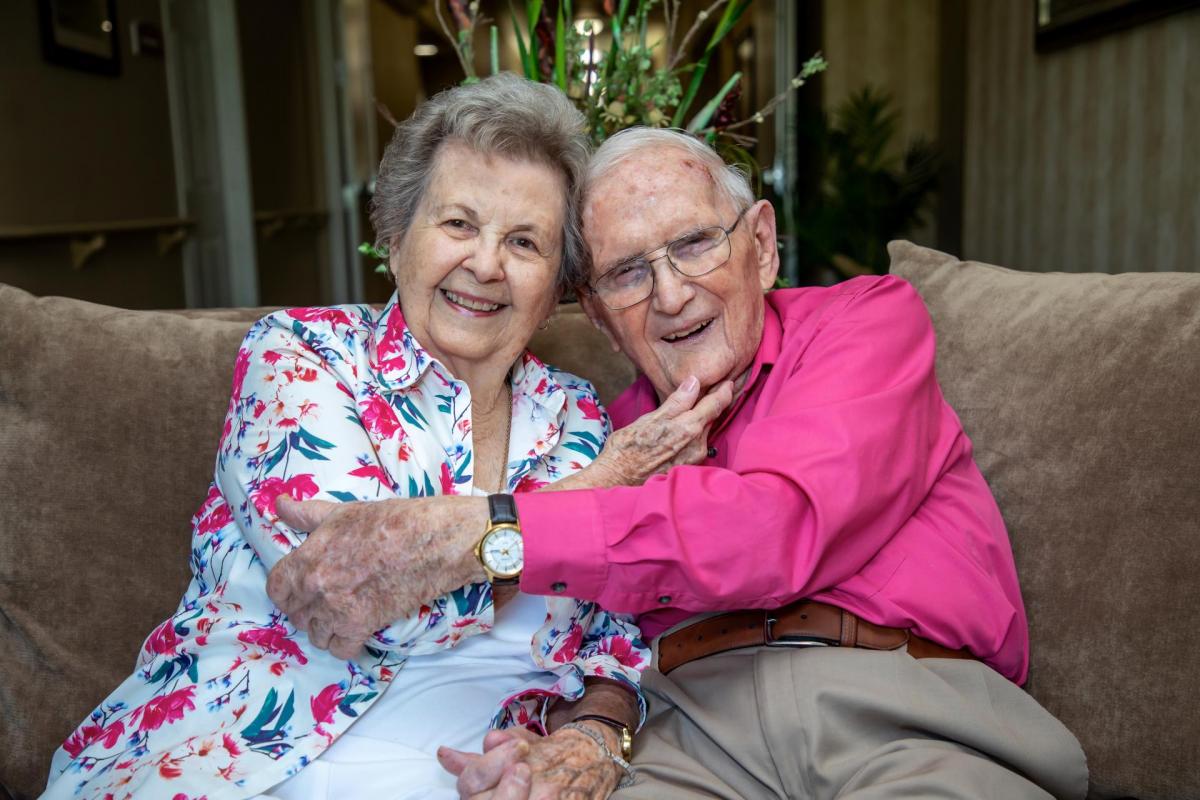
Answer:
[{"left": 656, "top": 599, "right": 975, "bottom": 675}]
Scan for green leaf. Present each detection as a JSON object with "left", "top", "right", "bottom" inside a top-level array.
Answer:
[
  {"left": 298, "top": 426, "right": 335, "bottom": 450},
  {"left": 554, "top": 0, "right": 567, "bottom": 90},
  {"left": 490, "top": 26, "right": 499, "bottom": 75},
  {"left": 687, "top": 71, "right": 741, "bottom": 132},
  {"left": 672, "top": 0, "right": 750, "bottom": 127},
  {"left": 328, "top": 490, "right": 359, "bottom": 502},
  {"left": 510, "top": 7, "right": 534, "bottom": 80}
]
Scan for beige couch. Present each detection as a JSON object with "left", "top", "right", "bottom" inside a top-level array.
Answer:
[{"left": 2, "top": 242, "right": 1197, "bottom": 799}]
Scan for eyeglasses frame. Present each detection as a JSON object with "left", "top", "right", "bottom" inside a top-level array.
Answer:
[{"left": 587, "top": 205, "right": 753, "bottom": 311}]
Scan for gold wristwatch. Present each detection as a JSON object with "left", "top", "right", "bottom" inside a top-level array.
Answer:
[
  {"left": 572, "top": 714, "right": 634, "bottom": 761},
  {"left": 474, "top": 494, "right": 523, "bottom": 585}
]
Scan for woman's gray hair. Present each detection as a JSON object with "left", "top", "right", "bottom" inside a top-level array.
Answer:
[
  {"left": 370, "top": 73, "right": 590, "bottom": 294},
  {"left": 585, "top": 127, "right": 755, "bottom": 214}
]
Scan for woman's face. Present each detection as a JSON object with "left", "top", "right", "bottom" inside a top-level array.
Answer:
[{"left": 389, "top": 142, "right": 566, "bottom": 379}]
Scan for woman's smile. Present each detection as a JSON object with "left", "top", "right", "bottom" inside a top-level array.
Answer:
[{"left": 440, "top": 288, "right": 508, "bottom": 316}]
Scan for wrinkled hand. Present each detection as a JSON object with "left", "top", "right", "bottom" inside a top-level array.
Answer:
[
  {"left": 589, "top": 375, "right": 734, "bottom": 488},
  {"left": 267, "top": 494, "right": 488, "bottom": 659},
  {"left": 439, "top": 726, "right": 623, "bottom": 800}
]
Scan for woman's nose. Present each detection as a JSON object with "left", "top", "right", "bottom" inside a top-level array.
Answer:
[
  {"left": 465, "top": 239, "right": 506, "bottom": 282},
  {"left": 650, "top": 259, "right": 695, "bottom": 315}
]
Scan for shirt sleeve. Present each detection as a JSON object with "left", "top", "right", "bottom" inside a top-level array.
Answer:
[
  {"left": 518, "top": 276, "right": 965, "bottom": 615},
  {"left": 215, "top": 310, "right": 463, "bottom": 652}
]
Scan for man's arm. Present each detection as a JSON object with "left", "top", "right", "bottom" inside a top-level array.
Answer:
[{"left": 517, "top": 277, "right": 961, "bottom": 615}]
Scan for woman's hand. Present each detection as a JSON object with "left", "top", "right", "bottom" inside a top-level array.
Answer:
[
  {"left": 569, "top": 375, "right": 734, "bottom": 491},
  {"left": 439, "top": 725, "right": 624, "bottom": 800}
]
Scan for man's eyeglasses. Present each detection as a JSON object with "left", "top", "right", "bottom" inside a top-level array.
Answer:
[{"left": 588, "top": 206, "right": 750, "bottom": 311}]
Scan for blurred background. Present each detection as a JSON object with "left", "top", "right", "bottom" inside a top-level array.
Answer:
[{"left": 0, "top": 0, "right": 1196, "bottom": 310}]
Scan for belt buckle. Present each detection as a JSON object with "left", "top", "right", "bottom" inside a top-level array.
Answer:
[{"left": 764, "top": 613, "right": 835, "bottom": 648}]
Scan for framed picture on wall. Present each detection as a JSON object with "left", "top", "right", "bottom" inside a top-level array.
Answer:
[
  {"left": 1035, "top": 0, "right": 1200, "bottom": 51},
  {"left": 38, "top": 0, "right": 121, "bottom": 76}
]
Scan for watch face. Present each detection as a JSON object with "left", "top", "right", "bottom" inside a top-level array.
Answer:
[{"left": 482, "top": 527, "right": 524, "bottom": 577}]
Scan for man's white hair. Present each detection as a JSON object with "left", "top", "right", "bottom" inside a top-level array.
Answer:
[{"left": 584, "top": 127, "right": 755, "bottom": 213}]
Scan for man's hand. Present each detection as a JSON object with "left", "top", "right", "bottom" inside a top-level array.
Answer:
[
  {"left": 267, "top": 494, "right": 489, "bottom": 659},
  {"left": 439, "top": 726, "right": 624, "bottom": 800}
]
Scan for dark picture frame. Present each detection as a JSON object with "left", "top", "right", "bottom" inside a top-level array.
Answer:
[
  {"left": 1034, "top": 0, "right": 1200, "bottom": 51},
  {"left": 38, "top": 0, "right": 121, "bottom": 76}
]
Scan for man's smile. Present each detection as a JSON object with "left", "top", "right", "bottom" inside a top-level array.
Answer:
[{"left": 661, "top": 317, "right": 715, "bottom": 343}]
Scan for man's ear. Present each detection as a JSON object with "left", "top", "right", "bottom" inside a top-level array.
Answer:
[
  {"left": 748, "top": 199, "right": 780, "bottom": 291},
  {"left": 578, "top": 289, "right": 623, "bottom": 354}
]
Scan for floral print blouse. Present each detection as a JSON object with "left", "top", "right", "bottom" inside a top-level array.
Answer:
[{"left": 44, "top": 295, "right": 649, "bottom": 800}]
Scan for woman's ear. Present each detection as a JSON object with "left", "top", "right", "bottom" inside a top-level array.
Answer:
[
  {"left": 578, "top": 290, "right": 623, "bottom": 354},
  {"left": 748, "top": 200, "right": 780, "bottom": 291}
]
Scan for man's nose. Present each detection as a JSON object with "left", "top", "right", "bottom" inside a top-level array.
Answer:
[{"left": 649, "top": 258, "right": 695, "bottom": 316}]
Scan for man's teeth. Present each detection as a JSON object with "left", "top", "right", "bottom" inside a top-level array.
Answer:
[
  {"left": 663, "top": 319, "right": 712, "bottom": 342},
  {"left": 444, "top": 290, "right": 502, "bottom": 312}
]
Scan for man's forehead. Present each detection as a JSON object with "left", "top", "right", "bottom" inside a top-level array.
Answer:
[{"left": 584, "top": 149, "right": 727, "bottom": 263}]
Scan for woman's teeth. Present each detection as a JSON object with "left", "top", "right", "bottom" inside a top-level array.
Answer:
[
  {"left": 444, "top": 290, "right": 502, "bottom": 312},
  {"left": 663, "top": 318, "right": 713, "bottom": 342}
]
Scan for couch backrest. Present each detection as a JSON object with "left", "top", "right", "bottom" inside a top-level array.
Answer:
[
  {"left": 0, "top": 285, "right": 632, "bottom": 800},
  {"left": 889, "top": 241, "right": 1200, "bottom": 800}
]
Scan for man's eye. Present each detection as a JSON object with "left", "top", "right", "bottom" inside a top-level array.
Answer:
[
  {"left": 672, "top": 231, "right": 720, "bottom": 258},
  {"left": 610, "top": 262, "right": 649, "bottom": 287}
]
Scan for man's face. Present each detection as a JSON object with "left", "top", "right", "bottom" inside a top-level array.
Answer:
[{"left": 580, "top": 148, "right": 779, "bottom": 401}]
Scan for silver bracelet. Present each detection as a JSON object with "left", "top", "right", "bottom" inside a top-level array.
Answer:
[{"left": 561, "top": 721, "right": 636, "bottom": 789}]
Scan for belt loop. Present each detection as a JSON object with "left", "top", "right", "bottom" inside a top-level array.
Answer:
[{"left": 839, "top": 609, "right": 858, "bottom": 648}]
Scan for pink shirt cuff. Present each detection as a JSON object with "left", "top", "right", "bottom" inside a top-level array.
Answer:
[{"left": 516, "top": 489, "right": 609, "bottom": 602}]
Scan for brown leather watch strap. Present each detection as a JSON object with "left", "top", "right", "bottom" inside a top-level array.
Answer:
[{"left": 657, "top": 599, "right": 973, "bottom": 674}]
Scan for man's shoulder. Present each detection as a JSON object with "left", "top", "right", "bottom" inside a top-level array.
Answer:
[{"left": 770, "top": 275, "right": 924, "bottom": 337}]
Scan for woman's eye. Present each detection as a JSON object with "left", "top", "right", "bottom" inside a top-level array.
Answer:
[
  {"left": 510, "top": 237, "right": 538, "bottom": 252},
  {"left": 444, "top": 219, "right": 474, "bottom": 232}
]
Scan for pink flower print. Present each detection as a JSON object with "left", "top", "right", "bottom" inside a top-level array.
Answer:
[
  {"left": 577, "top": 396, "right": 601, "bottom": 420},
  {"left": 359, "top": 394, "right": 401, "bottom": 438},
  {"left": 287, "top": 306, "right": 355, "bottom": 329},
  {"left": 377, "top": 309, "right": 410, "bottom": 372},
  {"left": 440, "top": 462, "right": 456, "bottom": 495},
  {"left": 552, "top": 625, "right": 584, "bottom": 663},
  {"left": 515, "top": 474, "right": 548, "bottom": 493},
  {"left": 262, "top": 350, "right": 283, "bottom": 365},
  {"left": 221, "top": 733, "right": 242, "bottom": 757},
  {"left": 596, "top": 636, "right": 645, "bottom": 668},
  {"left": 310, "top": 683, "right": 345, "bottom": 726},
  {"left": 145, "top": 620, "right": 180, "bottom": 657},
  {"left": 349, "top": 463, "right": 391, "bottom": 485},
  {"left": 195, "top": 499, "right": 232, "bottom": 537},
  {"left": 63, "top": 720, "right": 126, "bottom": 759},
  {"left": 250, "top": 474, "right": 319, "bottom": 517},
  {"left": 535, "top": 378, "right": 548, "bottom": 395},
  {"left": 237, "top": 624, "right": 309, "bottom": 664},
  {"left": 230, "top": 348, "right": 251, "bottom": 402},
  {"left": 137, "top": 686, "right": 197, "bottom": 733}
]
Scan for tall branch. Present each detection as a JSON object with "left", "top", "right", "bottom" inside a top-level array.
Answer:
[
  {"left": 668, "top": 0, "right": 728, "bottom": 70},
  {"left": 434, "top": 0, "right": 474, "bottom": 78}
]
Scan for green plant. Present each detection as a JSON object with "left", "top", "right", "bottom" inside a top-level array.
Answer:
[
  {"left": 794, "top": 86, "right": 940, "bottom": 280},
  {"left": 366, "top": 0, "right": 827, "bottom": 275}
]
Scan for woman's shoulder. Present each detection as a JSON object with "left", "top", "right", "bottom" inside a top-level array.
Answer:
[{"left": 241, "top": 303, "right": 380, "bottom": 361}]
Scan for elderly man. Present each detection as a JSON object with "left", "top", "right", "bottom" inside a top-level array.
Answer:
[{"left": 270, "top": 128, "right": 1087, "bottom": 799}]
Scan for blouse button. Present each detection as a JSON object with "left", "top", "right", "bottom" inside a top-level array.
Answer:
[
  {"left": 658, "top": 595, "right": 672, "bottom": 604},
  {"left": 552, "top": 581, "right": 568, "bottom": 593}
]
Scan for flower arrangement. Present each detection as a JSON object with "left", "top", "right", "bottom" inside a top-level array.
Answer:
[{"left": 363, "top": 0, "right": 827, "bottom": 274}]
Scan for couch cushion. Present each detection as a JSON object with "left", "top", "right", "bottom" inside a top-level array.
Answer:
[
  {"left": 0, "top": 284, "right": 632, "bottom": 799},
  {"left": 889, "top": 241, "right": 1200, "bottom": 800}
]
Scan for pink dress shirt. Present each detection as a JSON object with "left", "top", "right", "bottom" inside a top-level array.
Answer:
[{"left": 516, "top": 275, "right": 1030, "bottom": 684}]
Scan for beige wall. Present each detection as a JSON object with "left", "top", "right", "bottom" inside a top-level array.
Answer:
[
  {"left": 963, "top": 2, "right": 1199, "bottom": 273},
  {"left": 822, "top": 0, "right": 942, "bottom": 153},
  {"left": 821, "top": 0, "right": 943, "bottom": 246},
  {"left": 0, "top": 0, "right": 185, "bottom": 307}
]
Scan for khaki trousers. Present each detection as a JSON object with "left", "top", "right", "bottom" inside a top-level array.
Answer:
[{"left": 614, "top": 646, "right": 1087, "bottom": 800}]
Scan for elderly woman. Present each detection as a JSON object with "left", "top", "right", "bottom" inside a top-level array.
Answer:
[{"left": 42, "top": 74, "right": 720, "bottom": 800}]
